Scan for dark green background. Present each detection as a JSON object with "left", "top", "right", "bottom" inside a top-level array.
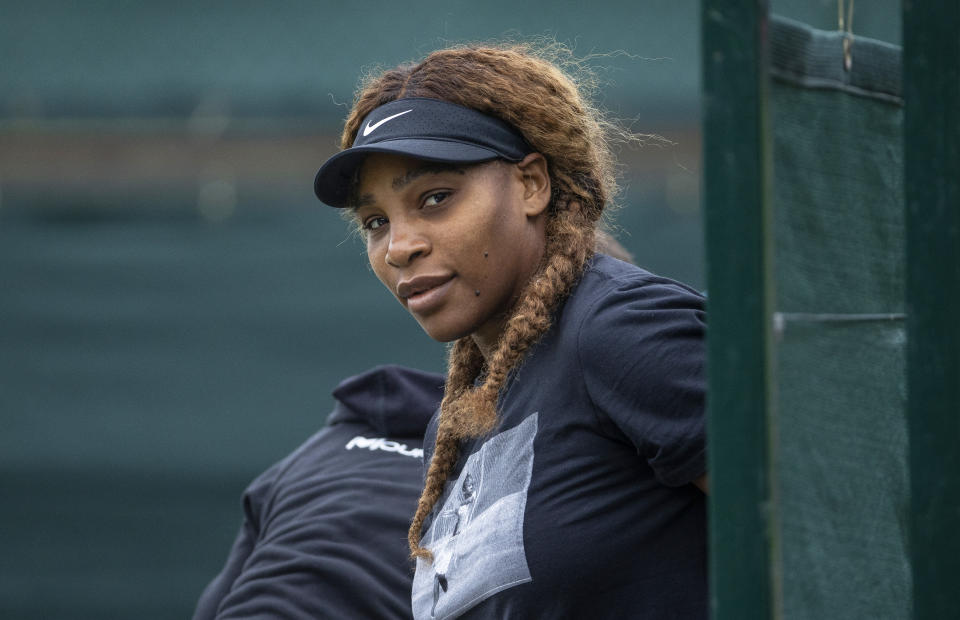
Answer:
[{"left": 0, "top": 1, "right": 899, "bottom": 617}]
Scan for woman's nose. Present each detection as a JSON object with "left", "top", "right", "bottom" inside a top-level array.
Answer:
[{"left": 384, "top": 225, "right": 430, "bottom": 268}]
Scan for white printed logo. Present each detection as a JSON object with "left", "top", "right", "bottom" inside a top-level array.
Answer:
[
  {"left": 362, "top": 109, "right": 413, "bottom": 136},
  {"left": 345, "top": 435, "right": 423, "bottom": 459},
  {"left": 412, "top": 413, "right": 537, "bottom": 620}
]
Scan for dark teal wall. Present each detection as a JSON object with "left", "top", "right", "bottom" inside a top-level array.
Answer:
[
  {"left": 1, "top": 1, "right": 899, "bottom": 123},
  {"left": 2, "top": 0, "right": 700, "bottom": 123}
]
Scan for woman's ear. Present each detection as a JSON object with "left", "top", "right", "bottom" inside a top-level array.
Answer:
[{"left": 516, "top": 153, "right": 550, "bottom": 217}]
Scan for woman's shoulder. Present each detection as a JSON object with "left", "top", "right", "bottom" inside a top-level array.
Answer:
[
  {"left": 564, "top": 255, "right": 707, "bottom": 473},
  {"left": 561, "top": 252, "right": 706, "bottom": 374},
  {"left": 567, "top": 253, "right": 706, "bottom": 327}
]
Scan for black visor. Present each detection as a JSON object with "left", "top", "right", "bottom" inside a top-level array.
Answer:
[{"left": 313, "top": 97, "right": 532, "bottom": 208}]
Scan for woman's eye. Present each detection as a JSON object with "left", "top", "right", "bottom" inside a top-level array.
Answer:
[
  {"left": 363, "top": 216, "right": 388, "bottom": 231},
  {"left": 423, "top": 192, "right": 450, "bottom": 208}
]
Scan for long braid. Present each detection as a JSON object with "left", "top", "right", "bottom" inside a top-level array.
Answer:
[
  {"left": 468, "top": 197, "right": 595, "bottom": 434},
  {"left": 407, "top": 338, "right": 483, "bottom": 560}
]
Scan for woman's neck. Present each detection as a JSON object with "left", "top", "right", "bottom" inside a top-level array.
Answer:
[{"left": 471, "top": 317, "right": 505, "bottom": 362}]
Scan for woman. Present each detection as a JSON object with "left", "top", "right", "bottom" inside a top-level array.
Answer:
[{"left": 314, "top": 44, "right": 707, "bottom": 619}]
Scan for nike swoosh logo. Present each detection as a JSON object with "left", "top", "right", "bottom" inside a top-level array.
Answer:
[{"left": 363, "top": 109, "right": 413, "bottom": 137}]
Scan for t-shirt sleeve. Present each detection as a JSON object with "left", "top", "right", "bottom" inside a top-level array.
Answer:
[{"left": 578, "top": 275, "right": 707, "bottom": 487}]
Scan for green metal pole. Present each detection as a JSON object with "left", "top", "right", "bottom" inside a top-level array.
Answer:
[
  {"left": 904, "top": 2, "right": 960, "bottom": 619},
  {"left": 702, "top": 1, "right": 775, "bottom": 619}
]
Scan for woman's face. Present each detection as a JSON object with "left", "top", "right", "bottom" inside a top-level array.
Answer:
[{"left": 353, "top": 152, "right": 550, "bottom": 352}]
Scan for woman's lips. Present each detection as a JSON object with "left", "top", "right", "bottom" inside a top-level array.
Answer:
[{"left": 398, "top": 274, "right": 455, "bottom": 314}]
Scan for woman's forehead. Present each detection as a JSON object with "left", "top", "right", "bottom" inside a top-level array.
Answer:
[{"left": 360, "top": 154, "right": 467, "bottom": 185}]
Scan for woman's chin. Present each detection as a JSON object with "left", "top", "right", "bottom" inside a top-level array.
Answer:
[{"left": 414, "top": 318, "right": 472, "bottom": 344}]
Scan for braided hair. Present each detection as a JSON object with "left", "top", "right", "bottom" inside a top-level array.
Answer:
[{"left": 340, "top": 44, "right": 620, "bottom": 561}]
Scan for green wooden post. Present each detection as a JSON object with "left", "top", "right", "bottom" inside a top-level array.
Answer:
[
  {"left": 904, "top": 2, "right": 960, "bottom": 619},
  {"left": 702, "top": 1, "right": 775, "bottom": 619}
]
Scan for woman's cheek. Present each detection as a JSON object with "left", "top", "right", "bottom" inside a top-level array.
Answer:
[{"left": 366, "top": 244, "right": 392, "bottom": 291}]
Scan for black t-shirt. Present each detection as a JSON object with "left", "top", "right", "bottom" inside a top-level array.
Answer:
[
  {"left": 415, "top": 255, "right": 707, "bottom": 619},
  {"left": 194, "top": 365, "right": 445, "bottom": 620}
]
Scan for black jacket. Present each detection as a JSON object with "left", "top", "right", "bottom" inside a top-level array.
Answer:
[{"left": 193, "top": 365, "right": 444, "bottom": 619}]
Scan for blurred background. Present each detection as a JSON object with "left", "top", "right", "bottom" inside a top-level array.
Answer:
[{"left": 0, "top": 1, "right": 898, "bottom": 617}]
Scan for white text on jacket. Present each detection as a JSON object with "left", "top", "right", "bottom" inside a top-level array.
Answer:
[{"left": 345, "top": 436, "right": 423, "bottom": 459}]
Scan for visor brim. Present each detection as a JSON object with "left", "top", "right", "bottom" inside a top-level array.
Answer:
[{"left": 314, "top": 139, "right": 506, "bottom": 208}]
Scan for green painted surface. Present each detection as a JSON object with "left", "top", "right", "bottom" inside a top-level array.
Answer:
[
  {"left": 702, "top": 2, "right": 774, "bottom": 619},
  {"left": 904, "top": 2, "right": 960, "bottom": 619}
]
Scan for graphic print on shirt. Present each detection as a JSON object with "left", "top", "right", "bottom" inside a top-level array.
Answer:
[{"left": 412, "top": 413, "right": 537, "bottom": 620}]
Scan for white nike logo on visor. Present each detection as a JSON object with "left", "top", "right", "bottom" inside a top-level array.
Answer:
[{"left": 363, "top": 109, "right": 413, "bottom": 137}]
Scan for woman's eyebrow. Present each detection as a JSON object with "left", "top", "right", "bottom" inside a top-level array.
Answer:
[
  {"left": 351, "top": 193, "right": 376, "bottom": 208},
  {"left": 392, "top": 164, "right": 465, "bottom": 191}
]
